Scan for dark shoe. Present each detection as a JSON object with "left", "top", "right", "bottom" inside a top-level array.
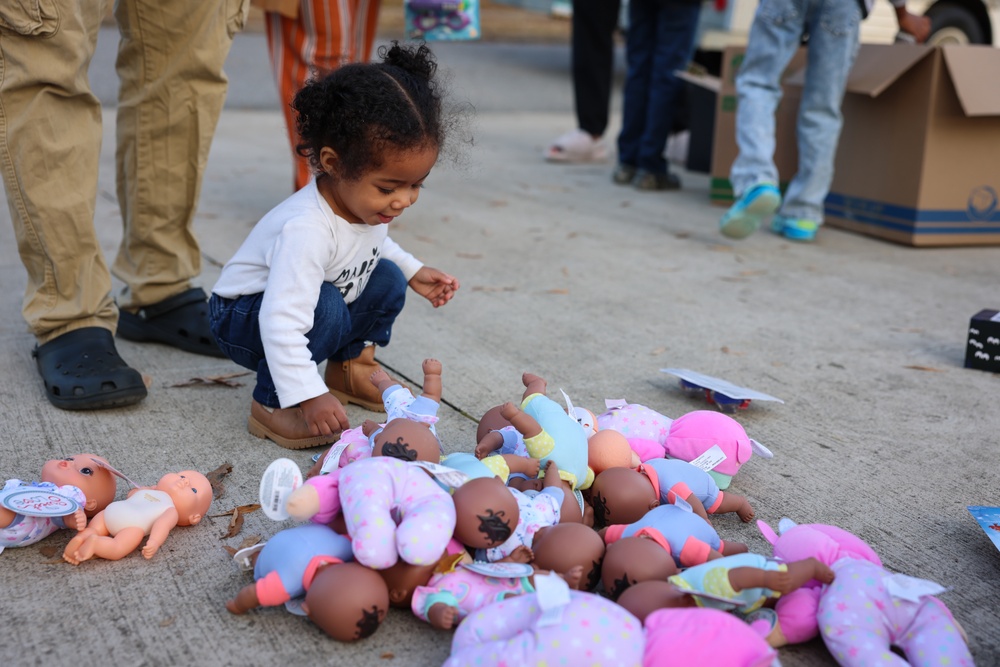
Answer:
[
  {"left": 612, "top": 163, "right": 637, "bottom": 185},
  {"left": 33, "top": 327, "right": 147, "bottom": 410},
  {"left": 633, "top": 170, "right": 681, "bottom": 191},
  {"left": 324, "top": 345, "right": 389, "bottom": 412},
  {"left": 248, "top": 399, "right": 340, "bottom": 450},
  {"left": 117, "top": 287, "right": 225, "bottom": 357}
]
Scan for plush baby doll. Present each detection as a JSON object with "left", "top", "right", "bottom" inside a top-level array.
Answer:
[
  {"left": 601, "top": 501, "right": 748, "bottom": 570},
  {"left": 305, "top": 425, "right": 372, "bottom": 478},
  {"left": 285, "top": 456, "right": 456, "bottom": 570},
  {"left": 759, "top": 519, "right": 974, "bottom": 665},
  {"left": 62, "top": 469, "right": 212, "bottom": 564},
  {"left": 589, "top": 459, "right": 755, "bottom": 528},
  {"left": 596, "top": 399, "right": 675, "bottom": 462},
  {"left": 443, "top": 584, "right": 778, "bottom": 667},
  {"left": 601, "top": 535, "right": 680, "bottom": 600},
  {"left": 501, "top": 372, "right": 594, "bottom": 491},
  {"left": 2, "top": 453, "right": 119, "bottom": 554},
  {"left": 362, "top": 358, "right": 444, "bottom": 462}
]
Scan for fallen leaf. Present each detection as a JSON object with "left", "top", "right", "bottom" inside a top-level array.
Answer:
[
  {"left": 381, "top": 653, "right": 395, "bottom": 660},
  {"left": 650, "top": 347, "right": 667, "bottom": 356},
  {"left": 222, "top": 545, "right": 238, "bottom": 557},
  {"left": 38, "top": 545, "right": 58, "bottom": 558},
  {"left": 710, "top": 244, "right": 734, "bottom": 252},
  {"left": 206, "top": 463, "right": 233, "bottom": 499},
  {"left": 456, "top": 252, "right": 482, "bottom": 260},
  {"left": 720, "top": 346, "right": 746, "bottom": 356},
  {"left": 673, "top": 231, "right": 690, "bottom": 239},
  {"left": 159, "top": 617, "right": 175, "bottom": 627},
  {"left": 488, "top": 200, "right": 508, "bottom": 208},
  {"left": 561, "top": 267, "right": 569, "bottom": 277},
  {"left": 221, "top": 507, "right": 245, "bottom": 539},
  {"left": 169, "top": 371, "right": 251, "bottom": 388},
  {"left": 738, "top": 270, "right": 767, "bottom": 277},
  {"left": 41, "top": 558, "right": 64, "bottom": 565},
  {"left": 415, "top": 235, "right": 435, "bottom": 244},
  {"left": 237, "top": 534, "right": 263, "bottom": 550},
  {"left": 904, "top": 365, "right": 946, "bottom": 372},
  {"left": 546, "top": 289, "right": 569, "bottom": 295},
  {"left": 470, "top": 285, "right": 517, "bottom": 292}
]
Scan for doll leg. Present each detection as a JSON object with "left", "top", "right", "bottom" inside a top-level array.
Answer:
[
  {"left": 720, "top": 540, "right": 749, "bottom": 556},
  {"left": 420, "top": 358, "right": 442, "bottom": 404},
  {"left": 712, "top": 491, "right": 755, "bottom": 522},
  {"left": 819, "top": 579, "right": 907, "bottom": 667},
  {"left": 226, "top": 582, "right": 261, "bottom": 614},
  {"left": 499, "top": 402, "right": 543, "bottom": 440},
  {"left": 444, "top": 595, "right": 543, "bottom": 667},
  {"left": 502, "top": 453, "right": 540, "bottom": 477},
  {"left": 893, "top": 598, "right": 974, "bottom": 667},
  {"left": 520, "top": 372, "right": 547, "bottom": 400},
  {"left": 369, "top": 368, "right": 397, "bottom": 397},
  {"left": 474, "top": 431, "right": 504, "bottom": 459},
  {"left": 70, "top": 518, "right": 145, "bottom": 563}
]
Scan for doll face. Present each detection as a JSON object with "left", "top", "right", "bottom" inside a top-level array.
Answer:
[
  {"left": 157, "top": 471, "right": 212, "bottom": 525},
  {"left": 451, "top": 477, "right": 520, "bottom": 549},
  {"left": 476, "top": 405, "right": 512, "bottom": 443},
  {"left": 590, "top": 467, "right": 658, "bottom": 527},
  {"left": 601, "top": 537, "right": 679, "bottom": 600},
  {"left": 372, "top": 419, "right": 440, "bottom": 463},
  {"left": 40, "top": 453, "right": 117, "bottom": 516},
  {"left": 379, "top": 558, "right": 439, "bottom": 607},
  {"left": 530, "top": 523, "right": 606, "bottom": 591}
]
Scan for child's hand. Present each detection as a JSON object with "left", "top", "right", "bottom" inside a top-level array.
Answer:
[
  {"left": 301, "top": 393, "right": 350, "bottom": 437},
  {"left": 408, "top": 266, "right": 460, "bottom": 308}
]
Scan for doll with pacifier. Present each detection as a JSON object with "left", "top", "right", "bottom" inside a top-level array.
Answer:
[
  {"left": 443, "top": 577, "right": 779, "bottom": 667},
  {"left": 286, "top": 456, "right": 457, "bottom": 570},
  {"left": 2, "top": 453, "right": 121, "bottom": 554},
  {"left": 760, "top": 518, "right": 974, "bottom": 664},
  {"left": 600, "top": 499, "right": 749, "bottom": 571},
  {"left": 589, "top": 459, "right": 754, "bottom": 528},
  {"left": 225, "top": 522, "right": 389, "bottom": 642},
  {"left": 62, "top": 468, "right": 212, "bottom": 564}
]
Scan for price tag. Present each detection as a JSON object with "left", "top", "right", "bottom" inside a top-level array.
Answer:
[
  {"left": 0, "top": 489, "right": 80, "bottom": 517},
  {"left": 461, "top": 561, "right": 534, "bottom": 579},
  {"left": 687, "top": 444, "right": 727, "bottom": 472},
  {"left": 320, "top": 442, "right": 351, "bottom": 474},
  {"left": 412, "top": 460, "right": 470, "bottom": 488},
  {"left": 259, "top": 458, "right": 303, "bottom": 521}
]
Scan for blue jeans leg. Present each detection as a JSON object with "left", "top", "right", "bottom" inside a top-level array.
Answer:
[
  {"left": 617, "top": 0, "right": 658, "bottom": 168},
  {"left": 730, "top": 0, "right": 807, "bottom": 198},
  {"left": 209, "top": 259, "right": 407, "bottom": 408},
  {"left": 780, "top": 1, "right": 861, "bottom": 223}
]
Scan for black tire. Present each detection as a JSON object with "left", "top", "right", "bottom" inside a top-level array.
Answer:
[{"left": 925, "top": 3, "right": 986, "bottom": 45}]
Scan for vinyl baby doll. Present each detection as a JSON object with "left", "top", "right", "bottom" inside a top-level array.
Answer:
[
  {"left": 285, "top": 456, "right": 456, "bottom": 569},
  {"left": 2, "top": 453, "right": 119, "bottom": 553},
  {"left": 601, "top": 535, "right": 680, "bottom": 600},
  {"left": 473, "top": 404, "right": 541, "bottom": 490},
  {"left": 363, "top": 358, "right": 445, "bottom": 462},
  {"left": 62, "top": 469, "right": 212, "bottom": 564},
  {"left": 589, "top": 459, "right": 754, "bottom": 527}
]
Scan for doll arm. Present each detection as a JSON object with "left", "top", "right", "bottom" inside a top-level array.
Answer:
[
  {"left": 66, "top": 508, "right": 88, "bottom": 532},
  {"left": 141, "top": 507, "right": 180, "bottom": 559},
  {"left": 286, "top": 472, "right": 343, "bottom": 524}
]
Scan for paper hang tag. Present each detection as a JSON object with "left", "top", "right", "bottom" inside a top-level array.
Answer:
[
  {"left": 320, "top": 442, "right": 351, "bottom": 475},
  {"left": 535, "top": 572, "right": 572, "bottom": 627},
  {"left": 411, "top": 460, "right": 470, "bottom": 488},
  {"left": 687, "top": 444, "right": 727, "bottom": 472},
  {"left": 604, "top": 398, "right": 628, "bottom": 410},
  {"left": 89, "top": 457, "right": 140, "bottom": 488},
  {"left": 0, "top": 488, "right": 81, "bottom": 517},
  {"left": 885, "top": 574, "right": 948, "bottom": 603},
  {"left": 259, "top": 458, "right": 303, "bottom": 521},
  {"left": 560, "top": 389, "right": 576, "bottom": 416},
  {"left": 461, "top": 561, "right": 535, "bottom": 579},
  {"left": 671, "top": 494, "right": 694, "bottom": 514}
]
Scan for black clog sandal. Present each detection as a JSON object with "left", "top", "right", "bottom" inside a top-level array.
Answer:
[
  {"left": 117, "top": 287, "right": 225, "bottom": 358},
  {"left": 33, "top": 327, "right": 148, "bottom": 410}
]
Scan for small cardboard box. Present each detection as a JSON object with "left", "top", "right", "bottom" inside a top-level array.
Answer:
[
  {"left": 709, "top": 47, "right": 805, "bottom": 207},
  {"left": 965, "top": 309, "right": 1000, "bottom": 373},
  {"left": 825, "top": 44, "right": 1000, "bottom": 246},
  {"left": 675, "top": 70, "right": 719, "bottom": 174}
]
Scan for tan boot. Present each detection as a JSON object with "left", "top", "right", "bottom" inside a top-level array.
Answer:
[
  {"left": 248, "top": 399, "right": 341, "bottom": 450},
  {"left": 324, "top": 345, "right": 388, "bottom": 412}
]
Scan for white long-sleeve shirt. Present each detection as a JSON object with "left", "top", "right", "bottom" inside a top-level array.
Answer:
[{"left": 212, "top": 181, "right": 423, "bottom": 408}]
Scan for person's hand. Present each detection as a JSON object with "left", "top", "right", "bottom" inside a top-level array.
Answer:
[
  {"left": 300, "top": 393, "right": 350, "bottom": 437},
  {"left": 897, "top": 8, "right": 931, "bottom": 43},
  {"left": 408, "top": 266, "right": 460, "bottom": 308}
]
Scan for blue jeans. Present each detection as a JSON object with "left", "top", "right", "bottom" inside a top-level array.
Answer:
[
  {"left": 731, "top": 0, "right": 861, "bottom": 224},
  {"left": 208, "top": 259, "right": 407, "bottom": 408},
  {"left": 616, "top": 0, "right": 701, "bottom": 175}
]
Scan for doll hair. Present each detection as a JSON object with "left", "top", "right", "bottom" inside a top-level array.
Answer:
[
  {"left": 476, "top": 508, "right": 513, "bottom": 545},
  {"left": 379, "top": 436, "right": 417, "bottom": 462},
  {"left": 292, "top": 41, "right": 446, "bottom": 181}
]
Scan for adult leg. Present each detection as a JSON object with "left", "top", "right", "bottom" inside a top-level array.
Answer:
[
  {"left": 615, "top": 0, "right": 658, "bottom": 172},
  {"left": 266, "top": 0, "right": 382, "bottom": 191},
  {"left": 112, "top": 0, "right": 246, "bottom": 355},
  {"left": 572, "top": 0, "right": 621, "bottom": 138},
  {"left": 0, "top": 0, "right": 148, "bottom": 409}
]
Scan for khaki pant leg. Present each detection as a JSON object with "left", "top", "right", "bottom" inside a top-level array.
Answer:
[
  {"left": 0, "top": 0, "right": 117, "bottom": 342},
  {"left": 112, "top": 0, "right": 249, "bottom": 308}
]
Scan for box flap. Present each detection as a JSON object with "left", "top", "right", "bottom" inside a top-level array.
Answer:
[
  {"left": 942, "top": 45, "right": 1000, "bottom": 117},
  {"left": 819, "top": 44, "right": 935, "bottom": 97},
  {"left": 675, "top": 70, "right": 721, "bottom": 93}
]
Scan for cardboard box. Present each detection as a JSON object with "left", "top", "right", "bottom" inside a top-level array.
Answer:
[
  {"left": 965, "top": 309, "right": 1000, "bottom": 373},
  {"left": 825, "top": 45, "right": 1000, "bottom": 246},
  {"left": 709, "top": 47, "right": 805, "bottom": 207},
  {"left": 675, "top": 70, "right": 719, "bottom": 174}
]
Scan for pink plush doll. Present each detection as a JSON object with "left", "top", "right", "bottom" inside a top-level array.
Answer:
[
  {"left": 760, "top": 518, "right": 975, "bottom": 666},
  {"left": 598, "top": 401, "right": 771, "bottom": 490},
  {"left": 443, "top": 586, "right": 777, "bottom": 667},
  {"left": 308, "top": 425, "right": 374, "bottom": 477},
  {"left": 285, "top": 457, "right": 456, "bottom": 570}
]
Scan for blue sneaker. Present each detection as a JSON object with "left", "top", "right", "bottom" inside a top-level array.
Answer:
[
  {"left": 771, "top": 215, "right": 819, "bottom": 242},
  {"left": 719, "top": 183, "right": 781, "bottom": 239}
]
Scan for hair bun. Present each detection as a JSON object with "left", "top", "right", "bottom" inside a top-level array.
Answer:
[{"left": 381, "top": 41, "right": 437, "bottom": 82}]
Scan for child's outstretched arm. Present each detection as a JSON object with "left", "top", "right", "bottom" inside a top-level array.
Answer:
[{"left": 409, "top": 266, "right": 460, "bottom": 308}]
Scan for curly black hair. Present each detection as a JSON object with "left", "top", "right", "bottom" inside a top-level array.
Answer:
[{"left": 292, "top": 41, "right": 445, "bottom": 181}]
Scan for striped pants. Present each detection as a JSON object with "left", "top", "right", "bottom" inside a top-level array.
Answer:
[{"left": 264, "top": 0, "right": 382, "bottom": 191}]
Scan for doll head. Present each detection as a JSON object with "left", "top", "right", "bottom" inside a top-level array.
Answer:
[
  {"left": 589, "top": 467, "right": 657, "bottom": 528},
  {"left": 378, "top": 557, "right": 439, "bottom": 608},
  {"left": 587, "top": 430, "right": 635, "bottom": 475},
  {"left": 568, "top": 406, "right": 598, "bottom": 437},
  {"left": 600, "top": 536, "right": 678, "bottom": 600},
  {"left": 664, "top": 410, "right": 756, "bottom": 489},
  {"left": 530, "top": 523, "right": 606, "bottom": 591},
  {"left": 304, "top": 562, "right": 390, "bottom": 641},
  {"left": 758, "top": 519, "right": 882, "bottom": 571},
  {"left": 616, "top": 580, "right": 695, "bottom": 623},
  {"left": 155, "top": 470, "right": 212, "bottom": 526},
  {"left": 643, "top": 607, "right": 777, "bottom": 667},
  {"left": 371, "top": 418, "right": 440, "bottom": 463},
  {"left": 40, "top": 453, "right": 118, "bottom": 517},
  {"left": 770, "top": 587, "right": 822, "bottom": 646},
  {"left": 451, "top": 477, "right": 519, "bottom": 550},
  {"left": 476, "top": 405, "right": 512, "bottom": 442}
]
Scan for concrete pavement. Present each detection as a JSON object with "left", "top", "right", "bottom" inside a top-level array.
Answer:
[{"left": 2, "top": 28, "right": 999, "bottom": 667}]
